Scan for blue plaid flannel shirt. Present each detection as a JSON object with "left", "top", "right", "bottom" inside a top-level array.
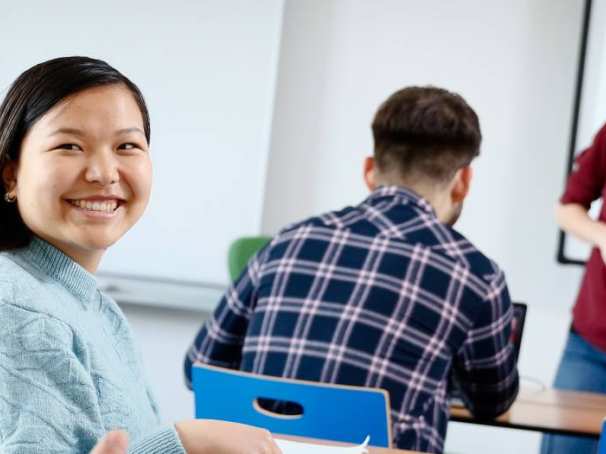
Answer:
[{"left": 185, "top": 186, "right": 519, "bottom": 453}]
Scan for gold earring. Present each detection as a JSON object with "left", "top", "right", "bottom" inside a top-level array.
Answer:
[{"left": 4, "top": 192, "right": 16, "bottom": 203}]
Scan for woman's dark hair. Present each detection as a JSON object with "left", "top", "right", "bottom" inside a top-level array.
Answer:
[
  {"left": 372, "top": 86, "right": 481, "bottom": 184},
  {"left": 0, "top": 56, "right": 150, "bottom": 250}
]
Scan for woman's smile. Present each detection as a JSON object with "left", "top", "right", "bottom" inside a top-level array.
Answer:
[{"left": 66, "top": 196, "right": 125, "bottom": 218}]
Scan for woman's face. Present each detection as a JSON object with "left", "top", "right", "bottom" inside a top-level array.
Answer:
[{"left": 6, "top": 84, "right": 152, "bottom": 271}]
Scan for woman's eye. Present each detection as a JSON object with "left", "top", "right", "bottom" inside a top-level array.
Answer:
[
  {"left": 118, "top": 143, "right": 142, "bottom": 152},
  {"left": 54, "top": 143, "right": 82, "bottom": 151}
]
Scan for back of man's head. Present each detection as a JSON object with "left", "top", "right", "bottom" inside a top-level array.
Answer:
[{"left": 371, "top": 86, "right": 481, "bottom": 187}]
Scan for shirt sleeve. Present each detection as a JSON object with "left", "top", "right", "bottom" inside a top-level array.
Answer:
[
  {"left": 560, "top": 123, "right": 606, "bottom": 208},
  {"left": 184, "top": 245, "right": 270, "bottom": 389},
  {"left": 0, "top": 302, "right": 185, "bottom": 454},
  {"left": 451, "top": 270, "right": 519, "bottom": 419}
]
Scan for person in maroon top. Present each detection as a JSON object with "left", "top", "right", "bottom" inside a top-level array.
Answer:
[{"left": 541, "top": 123, "right": 606, "bottom": 454}]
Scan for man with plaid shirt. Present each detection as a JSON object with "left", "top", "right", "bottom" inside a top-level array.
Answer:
[{"left": 184, "top": 86, "right": 519, "bottom": 453}]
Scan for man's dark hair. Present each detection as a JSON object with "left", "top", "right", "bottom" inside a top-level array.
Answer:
[
  {"left": 371, "top": 86, "right": 481, "bottom": 184},
  {"left": 0, "top": 56, "right": 150, "bottom": 250}
]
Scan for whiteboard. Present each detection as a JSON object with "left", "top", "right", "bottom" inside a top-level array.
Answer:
[
  {"left": 0, "top": 1, "right": 284, "bottom": 288},
  {"left": 561, "top": 0, "right": 606, "bottom": 263}
]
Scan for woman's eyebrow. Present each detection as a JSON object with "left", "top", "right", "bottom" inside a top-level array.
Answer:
[
  {"left": 116, "top": 127, "right": 145, "bottom": 136},
  {"left": 48, "top": 127, "right": 84, "bottom": 137},
  {"left": 47, "top": 127, "right": 145, "bottom": 137}
]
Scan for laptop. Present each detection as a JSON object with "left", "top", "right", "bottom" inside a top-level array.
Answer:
[{"left": 448, "top": 302, "right": 527, "bottom": 406}]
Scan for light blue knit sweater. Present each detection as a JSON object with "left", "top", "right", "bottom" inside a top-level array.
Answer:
[{"left": 0, "top": 237, "right": 186, "bottom": 454}]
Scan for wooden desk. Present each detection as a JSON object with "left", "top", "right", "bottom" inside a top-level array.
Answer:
[
  {"left": 276, "top": 435, "right": 424, "bottom": 453},
  {"left": 276, "top": 388, "right": 606, "bottom": 451},
  {"left": 450, "top": 388, "right": 606, "bottom": 438}
]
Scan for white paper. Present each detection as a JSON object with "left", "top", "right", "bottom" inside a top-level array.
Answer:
[{"left": 275, "top": 436, "right": 369, "bottom": 454}]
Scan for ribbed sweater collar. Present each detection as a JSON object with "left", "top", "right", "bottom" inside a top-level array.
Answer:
[{"left": 15, "top": 236, "right": 98, "bottom": 302}]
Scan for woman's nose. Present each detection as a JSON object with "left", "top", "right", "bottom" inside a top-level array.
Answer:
[{"left": 84, "top": 151, "right": 120, "bottom": 186}]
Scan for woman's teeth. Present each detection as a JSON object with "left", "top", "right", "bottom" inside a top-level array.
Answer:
[{"left": 69, "top": 199, "right": 118, "bottom": 213}]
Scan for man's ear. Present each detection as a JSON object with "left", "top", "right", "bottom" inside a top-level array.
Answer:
[
  {"left": 1, "top": 161, "right": 17, "bottom": 193},
  {"left": 451, "top": 165, "right": 473, "bottom": 204},
  {"left": 363, "top": 156, "right": 377, "bottom": 191}
]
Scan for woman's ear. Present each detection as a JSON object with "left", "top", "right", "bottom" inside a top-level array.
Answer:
[
  {"left": 363, "top": 156, "right": 377, "bottom": 191},
  {"left": 2, "top": 161, "right": 18, "bottom": 194},
  {"left": 451, "top": 165, "right": 473, "bottom": 204}
]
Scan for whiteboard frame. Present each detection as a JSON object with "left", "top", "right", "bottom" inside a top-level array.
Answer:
[{"left": 557, "top": 0, "right": 593, "bottom": 266}]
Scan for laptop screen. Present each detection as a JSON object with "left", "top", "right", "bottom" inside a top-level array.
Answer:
[{"left": 510, "top": 302, "right": 527, "bottom": 362}]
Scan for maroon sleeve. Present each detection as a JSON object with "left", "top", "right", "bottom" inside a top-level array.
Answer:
[{"left": 561, "top": 123, "right": 606, "bottom": 209}]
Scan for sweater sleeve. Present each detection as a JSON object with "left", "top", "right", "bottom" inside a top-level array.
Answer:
[
  {"left": 129, "top": 425, "right": 185, "bottom": 454},
  {"left": 0, "top": 302, "right": 185, "bottom": 454}
]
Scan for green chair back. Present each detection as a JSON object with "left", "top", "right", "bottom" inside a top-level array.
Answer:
[{"left": 228, "top": 236, "right": 271, "bottom": 281}]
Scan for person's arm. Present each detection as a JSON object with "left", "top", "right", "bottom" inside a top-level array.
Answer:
[
  {"left": 556, "top": 204, "right": 606, "bottom": 261},
  {"left": 0, "top": 303, "right": 185, "bottom": 454},
  {"left": 1, "top": 304, "right": 106, "bottom": 453},
  {"left": 451, "top": 270, "right": 519, "bottom": 419},
  {"left": 184, "top": 245, "right": 270, "bottom": 388},
  {"left": 557, "top": 123, "right": 606, "bottom": 257},
  {"left": 1, "top": 302, "right": 282, "bottom": 454},
  {"left": 175, "top": 420, "right": 280, "bottom": 454}
]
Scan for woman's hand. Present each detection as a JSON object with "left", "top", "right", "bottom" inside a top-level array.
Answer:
[
  {"left": 556, "top": 203, "right": 606, "bottom": 263},
  {"left": 175, "top": 419, "right": 282, "bottom": 454},
  {"left": 90, "top": 431, "right": 128, "bottom": 454}
]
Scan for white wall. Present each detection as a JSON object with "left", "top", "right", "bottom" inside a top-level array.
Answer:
[
  {"left": 122, "top": 305, "right": 207, "bottom": 424},
  {"left": 562, "top": 0, "right": 606, "bottom": 262},
  {"left": 262, "top": 0, "right": 584, "bottom": 314},
  {"left": 258, "top": 1, "right": 587, "bottom": 452},
  {"left": 1, "top": 0, "right": 284, "bottom": 287},
  {"left": 577, "top": 0, "right": 606, "bottom": 151}
]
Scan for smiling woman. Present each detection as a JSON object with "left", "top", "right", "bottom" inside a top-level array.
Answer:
[
  {"left": 0, "top": 57, "right": 281, "bottom": 454},
  {"left": 5, "top": 83, "right": 153, "bottom": 272},
  {"left": 0, "top": 57, "right": 151, "bottom": 255}
]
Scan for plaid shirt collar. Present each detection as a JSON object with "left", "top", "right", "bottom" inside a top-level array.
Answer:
[{"left": 365, "top": 185, "right": 437, "bottom": 217}]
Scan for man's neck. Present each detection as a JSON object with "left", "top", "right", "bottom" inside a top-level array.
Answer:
[{"left": 373, "top": 177, "right": 450, "bottom": 221}]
